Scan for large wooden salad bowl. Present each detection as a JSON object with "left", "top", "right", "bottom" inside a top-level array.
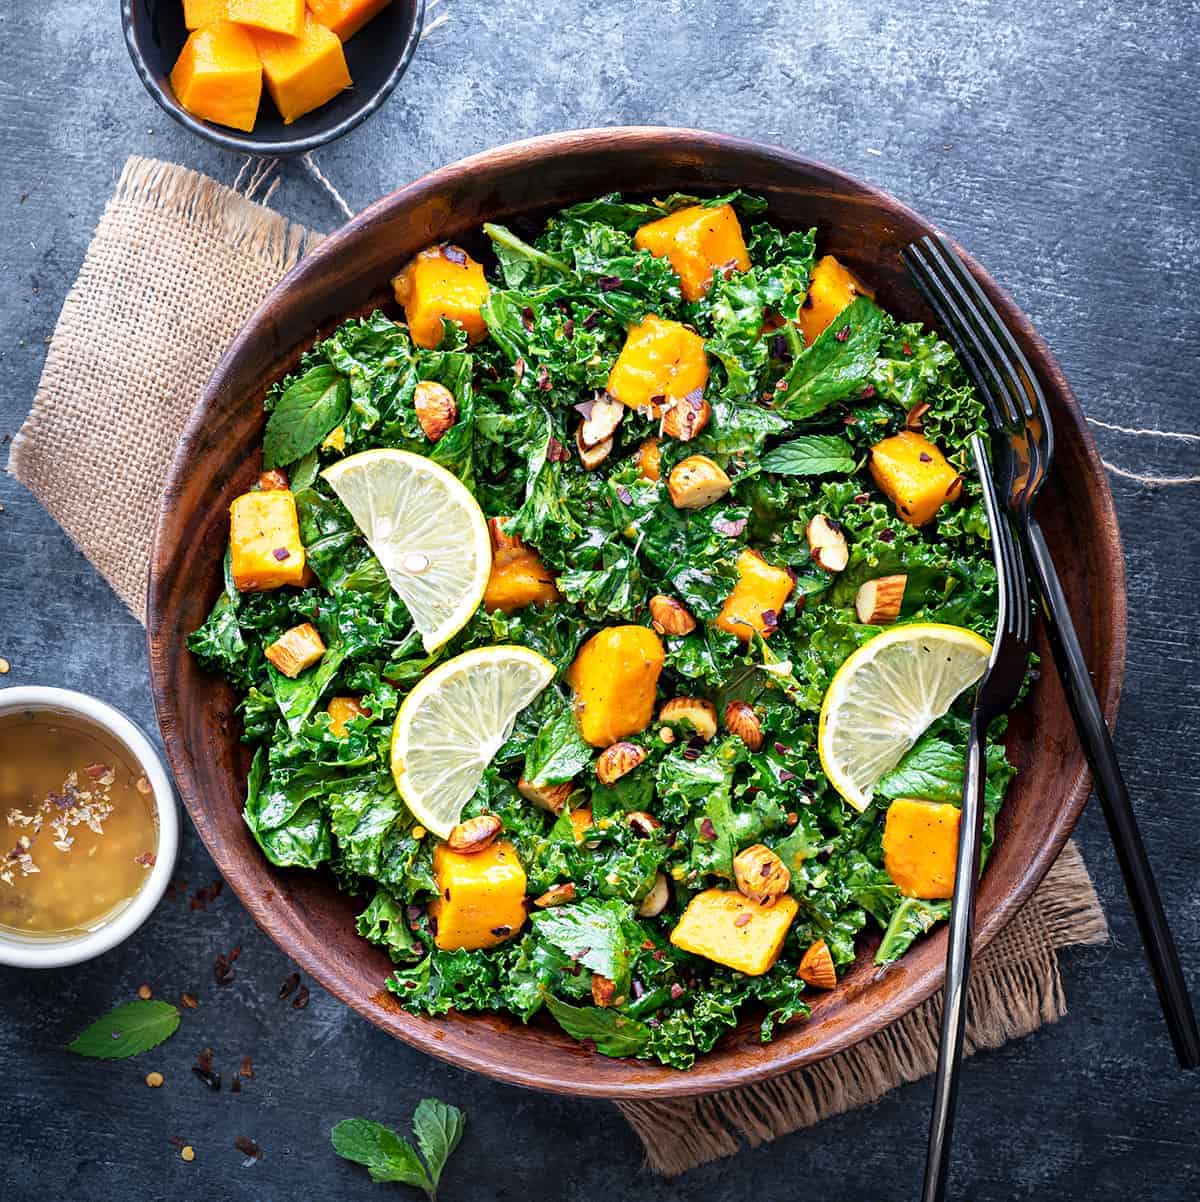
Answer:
[{"left": 147, "top": 128, "right": 1126, "bottom": 1098}]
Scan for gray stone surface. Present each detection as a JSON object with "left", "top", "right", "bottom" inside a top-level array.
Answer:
[{"left": 2, "top": 0, "right": 1199, "bottom": 1197}]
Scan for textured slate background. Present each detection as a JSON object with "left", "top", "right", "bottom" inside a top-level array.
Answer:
[{"left": 2, "top": 1, "right": 1198, "bottom": 1197}]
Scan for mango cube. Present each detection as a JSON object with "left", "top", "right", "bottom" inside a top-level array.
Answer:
[
  {"left": 429, "top": 840, "right": 527, "bottom": 951},
  {"left": 670, "top": 889, "right": 798, "bottom": 976},
  {"left": 229, "top": 489, "right": 305, "bottom": 591},
  {"left": 227, "top": 0, "right": 305, "bottom": 35},
  {"left": 305, "top": 0, "right": 391, "bottom": 41},
  {"left": 606, "top": 315, "right": 709, "bottom": 414},
  {"left": 250, "top": 13, "right": 352, "bottom": 124},
  {"left": 568, "top": 807, "right": 594, "bottom": 844},
  {"left": 566, "top": 626, "right": 665, "bottom": 747},
  {"left": 170, "top": 22, "right": 263, "bottom": 134},
  {"left": 715, "top": 548, "right": 795, "bottom": 642},
  {"left": 392, "top": 245, "right": 491, "bottom": 349},
  {"left": 265, "top": 622, "right": 326, "bottom": 678},
  {"left": 634, "top": 203, "right": 750, "bottom": 301},
  {"left": 882, "top": 798, "right": 961, "bottom": 899},
  {"left": 326, "top": 695, "right": 368, "bottom": 736},
  {"left": 184, "top": 0, "right": 230, "bottom": 29},
  {"left": 869, "top": 431, "right": 963, "bottom": 526},
  {"left": 483, "top": 551, "right": 559, "bottom": 614},
  {"left": 798, "top": 254, "right": 875, "bottom": 345}
]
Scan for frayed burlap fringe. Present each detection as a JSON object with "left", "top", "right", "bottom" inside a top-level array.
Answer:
[
  {"left": 619, "top": 840, "right": 1107, "bottom": 1176},
  {"left": 8, "top": 156, "right": 323, "bottom": 621}
]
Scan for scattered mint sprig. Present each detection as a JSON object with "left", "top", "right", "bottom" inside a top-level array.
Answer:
[
  {"left": 67, "top": 1000, "right": 180, "bottom": 1059},
  {"left": 332, "top": 1099, "right": 465, "bottom": 1199}
]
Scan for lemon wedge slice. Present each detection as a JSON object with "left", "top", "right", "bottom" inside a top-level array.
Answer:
[
  {"left": 390, "top": 646, "right": 555, "bottom": 838},
  {"left": 818, "top": 623, "right": 991, "bottom": 812},
  {"left": 322, "top": 449, "right": 490, "bottom": 652}
]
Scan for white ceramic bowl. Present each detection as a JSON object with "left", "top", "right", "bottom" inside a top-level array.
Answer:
[{"left": 0, "top": 687, "right": 179, "bottom": 968}]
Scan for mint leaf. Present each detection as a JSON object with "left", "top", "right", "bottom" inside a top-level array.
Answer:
[
  {"left": 67, "top": 1000, "right": 180, "bottom": 1059},
  {"left": 530, "top": 897, "right": 633, "bottom": 992},
  {"left": 412, "top": 1099, "right": 465, "bottom": 1190},
  {"left": 522, "top": 692, "right": 593, "bottom": 786},
  {"left": 263, "top": 364, "right": 350, "bottom": 468},
  {"left": 545, "top": 996, "right": 651, "bottom": 1056},
  {"left": 331, "top": 1119, "right": 432, "bottom": 1191},
  {"left": 777, "top": 296, "right": 885, "bottom": 419},
  {"left": 760, "top": 434, "right": 856, "bottom": 477}
]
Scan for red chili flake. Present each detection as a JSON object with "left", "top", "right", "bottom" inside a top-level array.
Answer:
[
  {"left": 879, "top": 529, "right": 896, "bottom": 544},
  {"left": 546, "top": 437, "right": 570, "bottom": 463},
  {"left": 598, "top": 276, "right": 622, "bottom": 291},
  {"left": 670, "top": 983, "right": 685, "bottom": 999},
  {"left": 902, "top": 342, "right": 913, "bottom": 356},
  {"left": 834, "top": 325, "right": 851, "bottom": 342},
  {"left": 134, "top": 851, "right": 156, "bottom": 868},
  {"left": 761, "top": 609, "right": 779, "bottom": 631},
  {"left": 843, "top": 415, "right": 858, "bottom": 425},
  {"left": 190, "top": 879, "right": 224, "bottom": 911},
  {"left": 213, "top": 946, "right": 240, "bottom": 987},
  {"left": 84, "top": 762, "right": 111, "bottom": 781},
  {"left": 683, "top": 736, "right": 704, "bottom": 761},
  {"left": 490, "top": 925, "right": 512, "bottom": 937},
  {"left": 292, "top": 985, "right": 310, "bottom": 1010},
  {"left": 234, "top": 1136, "right": 261, "bottom": 1160},
  {"left": 786, "top": 812, "right": 799, "bottom": 826},
  {"left": 278, "top": 972, "right": 300, "bottom": 1000},
  {"left": 514, "top": 357, "right": 526, "bottom": 382},
  {"left": 537, "top": 365, "right": 552, "bottom": 391},
  {"left": 180, "top": 992, "right": 198, "bottom": 1009},
  {"left": 441, "top": 245, "right": 467, "bottom": 265},
  {"left": 582, "top": 311, "right": 599, "bottom": 330},
  {"left": 919, "top": 452, "right": 933, "bottom": 463},
  {"left": 773, "top": 742, "right": 790, "bottom": 754},
  {"left": 774, "top": 379, "right": 788, "bottom": 392},
  {"left": 239, "top": 1056, "right": 254, "bottom": 1081},
  {"left": 779, "top": 771, "right": 797, "bottom": 783},
  {"left": 734, "top": 913, "right": 753, "bottom": 927},
  {"left": 272, "top": 547, "right": 291, "bottom": 561},
  {"left": 853, "top": 492, "right": 871, "bottom": 505},
  {"left": 652, "top": 949, "right": 666, "bottom": 962},
  {"left": 699, "top": 818, "right": 717, "bottom": 840},
  {"left": 615, "top": 485, "right": 634, "bottom": 506},
  {"left": 520, "top": 305, "right": 536, "bottom": 331},
  {"left": 641, "top": 939, "right": 656, "bottom": 951},
  {"left": 860, "top": 383, "right": 876, "bottom": 399}
]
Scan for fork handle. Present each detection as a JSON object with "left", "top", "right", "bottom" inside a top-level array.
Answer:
[
  {"left": 921, "top": 710, "right": 988, "bottom": 1202},
  {"left": 1024, "top": 514, "right": 1200, "bottom": 1069}
]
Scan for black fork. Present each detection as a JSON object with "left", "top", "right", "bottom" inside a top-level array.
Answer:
[
  {"left": 920, "top": 436, "right": 1033, "bottom": 1202},
  {"left": 903, "top": 234, "right": 1200, "bottom": 1071}
]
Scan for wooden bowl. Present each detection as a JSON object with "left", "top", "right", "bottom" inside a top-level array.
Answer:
[{"left": 147, "top": 128, "right": 1126, "bottom": 1099}]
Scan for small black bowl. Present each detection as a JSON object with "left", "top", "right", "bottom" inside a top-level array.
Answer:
[{"left": 121, "top": 0, "right": 425, "bottom": 156}]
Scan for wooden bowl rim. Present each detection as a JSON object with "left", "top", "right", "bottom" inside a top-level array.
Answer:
[{"left": 147, "top": 126, "right": 1127, "bottom": 1098}]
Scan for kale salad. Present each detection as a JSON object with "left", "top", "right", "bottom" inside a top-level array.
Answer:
[{"left": 189, "top": 191, "right": 1018, "bottom": 1070}]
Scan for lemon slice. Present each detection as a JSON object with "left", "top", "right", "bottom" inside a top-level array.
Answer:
[
  {"left": 390, "top": 645, "right": 555, "bottom": 837},
  {"left": 322, "top": 449, "right": 490, "bottom": 652},
  {"left": 818, "top": 623, "right": 991, "bottom": 812}
]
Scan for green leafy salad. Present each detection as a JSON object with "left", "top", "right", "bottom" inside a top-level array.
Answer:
[{"left": 189, "top": 190, "right": 1018, "bottom": 1069}]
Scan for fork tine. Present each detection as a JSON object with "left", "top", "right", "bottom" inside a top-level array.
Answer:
[
  {"left": 969, "top": 436, "right": 1010, "bottom": 653},
  {"left": 901, "top": 244, "right": 1010, "bottom": 431},
  {"left": 918, "top": 238, "right": 1027, "bottom": 428},
  {"left": 932, "top": 234, "right": 1050, "bottom": 428}
]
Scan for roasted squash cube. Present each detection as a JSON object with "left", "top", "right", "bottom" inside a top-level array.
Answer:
[
  {"left": 798, "top": 255, "right": 875, "bottom": 345},
  {"left": 634, "top": 203, "right": 750, "bottom": 301},
  {"left": 326, "top": 695, "right": 368, "bottom": 736},
  {"left": 392, "top": 245, "right": 490, "bottom": 349},
  {"left": 429, "top": 840, "right": 527, "bottom": 951},
  {"left": 606, "top": 315, "right": 709, "bottom": 414},
  {"left": 869, "top": 431, "right": 963, "bottom": 526},
  {"left": 228, "top": 0, "right": 305, "bottom": 35},
  {"left": 184, "top": 0, "right": 230, "bottom": 28},
  {"left": 250, "top": 13, "right": 351, "bottom": 124},
  {"left": 670, "top": 888, "right": 798, "bottom": 976},
  {"left": 566, "top": 626, "right": 665, "bottom": 747},
  {"left": 882, "top": 798, "right": 961, "bottom": 899},
  {"left": 484, "top": 552, "right": 559, "bottom": 614},
  {"left": 568, "top": 807, "right": 594, "bottom": 844},
  {"left": 305, "top": 0, "right": 391, "bottom": 40},
  {"left": 715, "top": 548, "right": 795, "bottom": 642},
  {"left": 170, "top": 22, "right": 263, "bottom": 133},
  {"left": 265, "top": 622, "right": 326, "bottom": 678},
  {"left": 229, "top": 489, "right": 305, "bottom": 591}
]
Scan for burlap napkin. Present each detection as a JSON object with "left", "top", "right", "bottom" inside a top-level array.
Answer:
[{"left": 8, "top": 156, "right": 1109, "bottom": 1175}]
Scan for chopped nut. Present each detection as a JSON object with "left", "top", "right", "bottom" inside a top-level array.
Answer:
[
  {"left": 626, "top": 811, "right": 663, "bottom": 838},
  {"left": 137, "top": 983, "right": 152, "bottom": 1000},
  {"left": 649, "top": 594, "right": 697, "bottom": 636},
  {"left": 797, "top": 938, "right": 837, "bottom": 989},
  {"left": 722, "top": 700, "right": 764, "bottom": 751},
  {"left": 518, "top": 775, "right": 573, "bottom": 815},
  {"left": 181, "top": 1146, "right": 195, "bottom": 1163},
  {"left": 637, "top": 872, "right": 670, "bottom": 917},
  {"left": 487, "top": 515, "right": 526, "bottom": 563},
  {"left": 596, "top": 741, "right": 647, "bottom": 785},
  {"left": 733, "top": 843, "right": 791, "bottom": 905},
  {"left": 180, "top": 992, "right": 199, "bottom": 1009},
  {"left": 905, "top": 401, "right": 931, "bottom": 430},
  {"left": 855, "top": 574, "right": 907, "bottom": 625},
  {"left": 264, "top": 623, "right": 326, "bottom": 678},
  {"left": 658, "top": 697, "right": 718, "bottom": 741},
  {"left": 576, "top": 426, "right": 613, "bottom": 470},
  {"left": 806, "top": 513, "right": 849, "bottom": 572},
  {"left": 661, "top": 393, "right": 710, "bottom": 441},
  {"left": 591, "top": 973, "right": 617, "bottom": 1007},
  {"left": 414, "top": 379, "right": 458, "bottom": 442},
  {"left": 446, "top": 814, "right": 503, "bottom": 853},
  {"left": 145, "top": 1071, "right": 164, "bottom": 1088},
  {"left": 257, "top": 469, "right": 290, "bottom": 491},
  {"left": 657, "top": 725, "right": 676, "bottom": 745},
  {"left": 667, "top": 455, "right": 731, "bottom": 509},
  {"left": 534, "top": 882, "right": 577, "bottom": 908},
  {"left": 578, "top": 393, "right": 624, "bottom": 448}
]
